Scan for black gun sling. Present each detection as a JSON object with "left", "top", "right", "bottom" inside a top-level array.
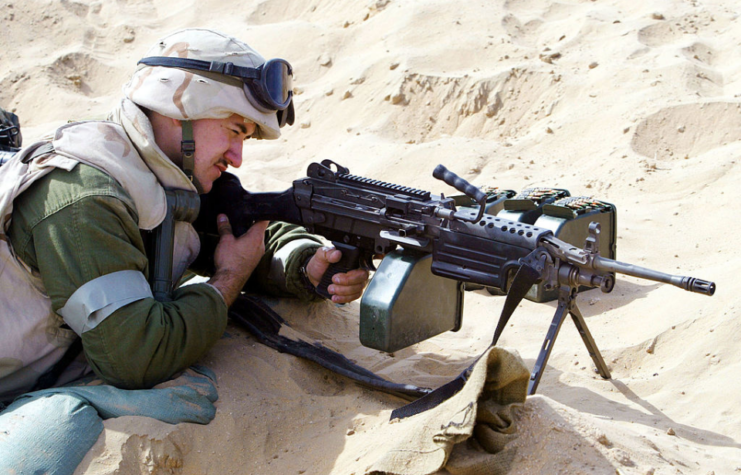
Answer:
[
  {"left": 229, "top": 295, "right": 431, "bottom": 400},
  {"left": 229, "top": 261, "right": 539, "bottom": 418},
  {"left": 390, "top": 262, "right": 541, "bottom": 420}
]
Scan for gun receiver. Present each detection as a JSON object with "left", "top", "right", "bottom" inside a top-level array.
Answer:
[{"left": 199, "top": 160, "right": 716, "bottom": 394}]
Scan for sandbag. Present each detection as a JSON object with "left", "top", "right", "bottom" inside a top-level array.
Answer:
[{"left": 366, "top": 347, "right": 530, "bottom": 475}]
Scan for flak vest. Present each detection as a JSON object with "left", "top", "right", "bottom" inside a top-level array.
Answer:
[{"left": 0, "top": 120, "right": 200, "bottom": 400}]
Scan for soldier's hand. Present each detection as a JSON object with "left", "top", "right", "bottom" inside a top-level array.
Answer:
[
  {"left": 210, "top": 215, "right": 269, "bottom": 306},
  {"left": 307, "top": 247, "right": 370, "bottom": 304}
]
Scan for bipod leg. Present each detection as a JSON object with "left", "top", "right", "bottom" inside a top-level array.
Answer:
[
  {"left": 528, "top": 286, "right": 571, "bottom": 395},
  {"left": 569, "top": 302, "right": 611, "bottom": 380}
]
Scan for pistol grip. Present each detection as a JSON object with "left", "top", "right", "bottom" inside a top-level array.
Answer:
[{"left": 316, "top": 242, "right": 362, "bottom": 300}]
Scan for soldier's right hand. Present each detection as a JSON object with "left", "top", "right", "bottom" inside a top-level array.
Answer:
[{"left": 209, "top": 215, "right": 269, "bottom": 306}]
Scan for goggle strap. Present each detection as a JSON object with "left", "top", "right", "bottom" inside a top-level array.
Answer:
[{"left": 139, "top": 57, "right": 260, "bottom": 81}]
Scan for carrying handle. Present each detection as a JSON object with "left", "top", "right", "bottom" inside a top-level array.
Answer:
[{"left": 433, "top": 165, "right": 487, "bottom": 223}]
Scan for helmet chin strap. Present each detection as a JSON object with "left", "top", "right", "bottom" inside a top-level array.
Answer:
[{"left": 180, "top": 120, "right": 204, "bottom": 194}]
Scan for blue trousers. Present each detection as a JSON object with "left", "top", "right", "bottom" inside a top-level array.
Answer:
[{"left": 0, "top": 367, "right": 218, "bottom": 475}]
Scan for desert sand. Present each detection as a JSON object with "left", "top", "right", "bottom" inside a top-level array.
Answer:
[{"left": 1, "top": 0, "right": 739, "bottom": 473}]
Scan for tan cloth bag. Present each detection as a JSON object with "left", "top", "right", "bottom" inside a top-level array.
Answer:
[{"left": 364, "top": 346, "right": 530, "bottom": 475}]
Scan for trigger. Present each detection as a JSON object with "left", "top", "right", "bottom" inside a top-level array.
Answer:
[{"left": 368, "top": 254, "right": 383, "bottom": 272}]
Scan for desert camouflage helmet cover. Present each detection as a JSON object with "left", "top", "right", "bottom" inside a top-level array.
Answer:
[{"left": 124, "top": 28, "right": 281, "bottom": 140}]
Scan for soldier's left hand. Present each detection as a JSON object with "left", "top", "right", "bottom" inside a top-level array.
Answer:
[{"left": 307, "top": 247, "right": 370, "bottom": 303}]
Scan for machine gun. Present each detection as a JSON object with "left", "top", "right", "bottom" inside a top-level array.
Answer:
[{"left": 198, "top": 159, "right": 715, "bottom": 394}]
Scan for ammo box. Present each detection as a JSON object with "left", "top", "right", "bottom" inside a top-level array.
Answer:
[
  {"left": 528, "top": 196, "right": 617, "bottom": 301},
  {"left": 452, "top": 187, "right": 516, "bottom": 217},
  {"left": 360, "top": 249, "right": 463, "bottom": 353},
  {"left": 464, "top": 188, "right": 617, "bottom": 303},
  {"left": 496, "top": 187, "right": 571, "bottom": 224}
]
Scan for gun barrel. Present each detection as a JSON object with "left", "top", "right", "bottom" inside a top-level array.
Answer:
[{"left": 593, "top": 256, "right": 716, "bottom": 296}]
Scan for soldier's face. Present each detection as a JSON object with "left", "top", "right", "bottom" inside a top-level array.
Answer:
[{"left": 191, "top": 114, "right": 256, "bottom": 192}]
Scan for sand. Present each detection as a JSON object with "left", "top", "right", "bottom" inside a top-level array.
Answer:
[{"left": 1, "top": 0, "right": 739, "bottom": 473}]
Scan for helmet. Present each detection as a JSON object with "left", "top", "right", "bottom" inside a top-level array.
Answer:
[{"left": 124, "top": 28, "right": 294, "bottom": 140}]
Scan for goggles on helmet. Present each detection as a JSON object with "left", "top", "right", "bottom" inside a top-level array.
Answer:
[{"left": 137, "top": 56, "right": 295, "bottom": 127}]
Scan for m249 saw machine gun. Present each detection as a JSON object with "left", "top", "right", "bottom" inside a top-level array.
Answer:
[{"left": 197, "top": 160, "right": 716, "bottom": 395}]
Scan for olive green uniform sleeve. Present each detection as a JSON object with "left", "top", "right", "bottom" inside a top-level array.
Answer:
[
  {"left": 191, "top": 222, "right": 324, "bottom": 301},
  {"left": 8, "top": 164, "right": 227, "bottom": 389},
  {"left": 244, "top": 221, "right": 324, "bottom": 301}
]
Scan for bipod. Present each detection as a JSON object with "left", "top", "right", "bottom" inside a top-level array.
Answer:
[{"left": 528, "top": 285, "right": 611, "bottom": 395}]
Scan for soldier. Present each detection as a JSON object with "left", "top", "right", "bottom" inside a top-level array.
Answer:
[{"left": 0, "top": 28, "right": 369, "bottom": 403}]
